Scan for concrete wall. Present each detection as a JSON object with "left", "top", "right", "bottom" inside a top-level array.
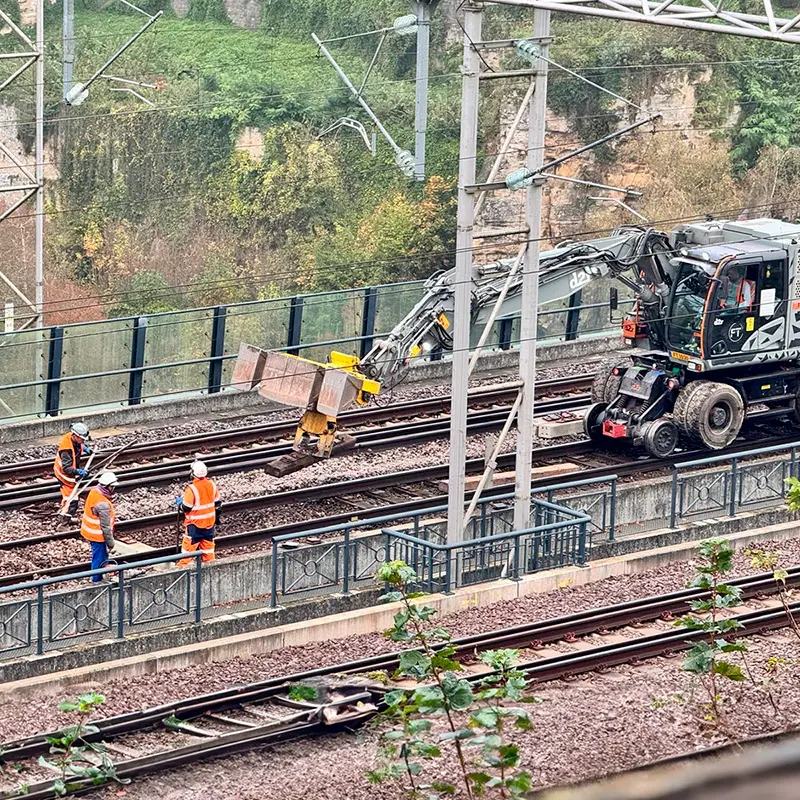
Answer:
[{"left": 0, "top": 334, "right": 617, "bottom": 445}]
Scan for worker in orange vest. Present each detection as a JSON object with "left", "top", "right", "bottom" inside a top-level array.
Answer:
[
  {"left": 176, "top": 461, "right": 221, "bottom": 567},
  {"left": 80, "top": 471, "right": 120, "bottom": 583},
  {"left": 53, "top": 422, "right": 92, "bottom": 519}
]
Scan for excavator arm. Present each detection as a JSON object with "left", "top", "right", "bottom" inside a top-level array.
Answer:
[{"left": 232, "top": 225, "right": 672, "bottom": 459}]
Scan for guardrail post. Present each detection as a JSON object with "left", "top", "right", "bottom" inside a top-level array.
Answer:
[
  {"left": 360, "top": 287, "right": 378, "bottom": 359},
  {"left": 577, "top": 523, "right": 587, "bottom": 565},
  {"left": 565, "top": 290, "right": 582, "bottom": 341},
  {"left": 342, "top": 528, "right": 351, "bottom": 595},
  {"left": 207, "top": 306, "right": 227, "bottom": 394},
  {"left": 36, "top": 585, "right": 44, "bottom": 655},
  {"left": 608, "top": 479, "right": 616, "bottom": 541},
  {"left": 729, "top": 458, "right": 738, "bottom": 518},
  {"left": 498, "top": 318, "right": 513, "bottom": 350},
  {"left": 287, "top": 297, "right": 304, "bottom": 355},
  {"left": 116, "top": 570, "right": 125, "bottom": 639},
  {"left": 45, "top": 326, "right": 64, "bottom": 417},
  {"left": 128, "top": 316, "right": 147, "bottom": 405},
  {"left": 669, "top": 469, "right": 678, "bottom": 528},
  {"left": 512, "top": 533, "right": 521, "bottom": 580},
  {"left": 444, "top": 549, "right": 452, "bottom": 594},
  {"left": 270, "top": 541, "right": 279, "bottom": 608},
  {"left": 194, "top": 556, "right": 202, "bottom": 623}
]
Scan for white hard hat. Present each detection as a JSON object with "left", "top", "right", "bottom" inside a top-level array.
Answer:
[
  {"left": 190, "top": 461, "right": 208, "bottom": 478},
  {"left": 98, "top": 471, "right": 118, "bottom": 487},
  {"left": 70, "top": 422, "right": 90, "bottom": 439}
]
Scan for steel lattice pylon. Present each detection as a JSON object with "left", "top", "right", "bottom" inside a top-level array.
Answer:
[
  {"left": 491, "top": 0, "right": 800, "bottom": 44},
  {"left": 0, "top": 1, "right": 44, "bottom": 330}
]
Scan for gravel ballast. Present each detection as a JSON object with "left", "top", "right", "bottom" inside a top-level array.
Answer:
[{"left": 1, "top": 538, "right": 798, "bottom": 743}]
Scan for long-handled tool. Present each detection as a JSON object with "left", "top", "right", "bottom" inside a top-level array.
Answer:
[
  {"left": 58, "top": 441, "right": 135, "bottom": 519},
  {"left": 58, "top": 449, "right": 97, "bottom": 518}
]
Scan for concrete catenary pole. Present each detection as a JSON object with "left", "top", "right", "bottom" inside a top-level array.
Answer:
[
  {"left": 413, "top": 1, "right": 430, "bottom": 181},
  {"left": 513, "top": 8, "right": 550, "bottom": 531},
  {"left": 63, "top": 0, "right": 75, "bottom": 98},
  {"left": 446, "top": 2, "right": 482, "bottom": 545}
]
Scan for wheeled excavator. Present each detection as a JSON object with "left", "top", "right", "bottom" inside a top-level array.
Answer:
[{"left": 233, "top": 217, "right": 800, "bottom": 462}]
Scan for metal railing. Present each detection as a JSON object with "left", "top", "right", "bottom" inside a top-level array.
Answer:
[
  {"left": 0, "top": 553, "right": 202, "bottom": 658},
  {"left": 384, "top": 499, "right": 590, "bottom": 595},
  {"left": 0, "top": 279, "right": 630, "bottom": 422},
  {"left": 669, "top": 441, "right": 800, "bottom": 528}
]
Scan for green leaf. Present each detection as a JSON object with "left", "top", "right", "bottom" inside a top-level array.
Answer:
[
  {"left": 383, "top": 730, "right": 406, "bottom": 741},
  {"left": 399, "top": 650, "right": 432, "bottom": 680},
  {"left": 713, "top": 660, "right": 746, "bottom": 681},
  {"left": 682, "top": 642, "right": 715, "bottom": 674},
  {"left": 57, "top": 702, "right": 80, "bottom": 713},
  {"left": 439, "top": 728, "right": 475, "bottom": 741},
  {"left": 393, "top": 610, "right": 410, "bottom": 630},
  {"left": 716, "top": 639, "right": 748, "bottom": 653},
  {"left": 497, "top": 743, "right": 521, "bottom": 768},
  {"left": 415, "top": 605, "right": 438, "bottom": 621},
  {"left": 379, "top": 591, "right": 404, "bottom": 604},
  {"left": 413, "top": 685, "right": 445, "bottom": 712},
  {"left": 52, "top": 780, "right": 67, "bottom": 797},
  {"left": 407, "top": 761, "right": 422, "bottom": 776},
  {"left": 415, "top": 743, "right": 441, "bottom": 758},
  {"left": 287, "top": 685, "right": 317, "bottom": 702},
  {"left": 775, "top": 568, "right": 789, "bottom": 584},
  {"left": 507, "top": 771, "right": 533, "bottom": 793},
  {"left": 467, "top": 734, "right": 502, "bottom": 748},
  {"left": 467, "top": 772, "right": 493, "bottom": 793},
  {"left": 376, "top": 561, "right": 418, "bottom": 587},
  {"left": 384, "top": 689, "right": 407, "bottom": 708},
  {"left": 431, "top": 653, "right": 461, "bottom": 673},
  {"left": 407, "top": 719, "right": 432, "bottom": 734},
  {"left": 441, "top": 674, "right": 473, "bottom": 710},
  {"left": 513, "top": 714, "right": 533, "bottom": 730},
  {"left": 470, "top": 708, "right": 499, "bottom": 729},
  {"left": 431, "top": 783, "right": 456, "bottom": 795}
]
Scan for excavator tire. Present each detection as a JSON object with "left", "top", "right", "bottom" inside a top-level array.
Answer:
[
  {"left": 591, "top": 357, "right": 631, "bottom": 405},
  {"left": 672, "top": 380, "right": 744, "bottom": 450}
]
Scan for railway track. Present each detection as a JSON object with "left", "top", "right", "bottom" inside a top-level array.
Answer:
[
  {"left": 0, "top": 375, "right": 593, "bottom": 510},
  {"left": 1, "top": 568, "right": 797, "bottom": 800},
  {"left": 2, "top": 426, "right": 797, "bottom": 587}
]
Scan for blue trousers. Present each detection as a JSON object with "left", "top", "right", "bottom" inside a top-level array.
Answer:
[{"left": 90, "top": 541, "right": 109, "bottom": 583}]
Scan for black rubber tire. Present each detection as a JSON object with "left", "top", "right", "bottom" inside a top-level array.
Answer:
[
  {"left": 642, "top": 418, "right": 678, "bottom": 458},
  {"left": 672, "top": 380, "right": 744, "bottom": 449},
  {"left": 591, "top": 357, "right": 630, "bottom": 405},
  {"left": 583, "top": 402, "right": 607, "bottom": 442}
]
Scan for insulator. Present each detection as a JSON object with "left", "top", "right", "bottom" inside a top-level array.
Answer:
[
  {"left": 505, "top": 168, "right": 534, "bottom": 192},
  {"left": 514, "top": 39, "right": 541, "bottom": 64},
  {"left": 395, "top": 149, "right": 416, "bottom": 178},
  {"left": 393, "top": 14, "right": 419, "bottom": 35}
]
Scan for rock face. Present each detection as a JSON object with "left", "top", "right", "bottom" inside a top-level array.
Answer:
[
  {"left": 224, "top": 0, "right": 260, "bottom": 29},
  {"left": 475, "top": 67, "right": 717, "bottom": 250}
]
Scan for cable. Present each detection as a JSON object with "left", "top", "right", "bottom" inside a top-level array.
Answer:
[{"left": 3, "top": 197, "right": 800, "bottom": 345}]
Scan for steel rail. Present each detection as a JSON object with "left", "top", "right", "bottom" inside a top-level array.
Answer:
[
  {"left": 2, "top": 428, "right": 797, "bottom": 586},
  {"left": 0, "top": 374, "right": 593, "bottom": 482},
  {"left": 0, "top": 379, "right": 593, "bottom": 509},
  {"left": 3, "top": 584, "right": 798, "bottom": 800}
]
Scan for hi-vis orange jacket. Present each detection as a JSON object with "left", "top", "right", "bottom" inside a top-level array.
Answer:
[
  {"left": 181, "top": 478, "right": 220, "bottom": 530},
  {"left": 53, "top": 433, "right": 79, "bottom": 486},
  {"left": 80, "top": 486, "right": 115, "bottom": 543}
]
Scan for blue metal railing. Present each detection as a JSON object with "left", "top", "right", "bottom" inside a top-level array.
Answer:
[{"left": 668, "top": 440, "right": 800, "bottom": 528}]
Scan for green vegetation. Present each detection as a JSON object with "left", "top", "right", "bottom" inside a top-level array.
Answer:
[{"left": 2, "top": 1, "right": 799, "bottom": 322}]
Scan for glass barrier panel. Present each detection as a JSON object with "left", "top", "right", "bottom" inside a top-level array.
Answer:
[
  {"left": 221, "top": 299, "right": 291, "bottom": 389},
  {"left": 144, "top": 309, "right": 214, "bottom": 368},
  {"left": 299, "top": 288, "right": 363, "bottom": 363},
  {"left": 578, "top": 276, "right": 634, "bottom": 338},
  {"left": 0, "top": 329, "right": 48, "bottom": 421},
  {"left": 60, "top": 319, "right": 134, "bottom": 412},
  {"left": 374, "top": 282, "right": 425, "bottom": 336},
  {"left": 141, "top": 362, "right": 210, "bottom": 402}
]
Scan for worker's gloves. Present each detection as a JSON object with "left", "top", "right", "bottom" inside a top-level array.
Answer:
[
  {"left": 108, "top": 546, "right": 122, "bottom": 558},
  {"left": 174, "top": 497, "right": 183, "bottom": 508},
  {"left": 76, "top": 468, "right": 89, "bottom": 479},
  {"left": 82, "top": 444, "right": 93, "bottom": 455}
]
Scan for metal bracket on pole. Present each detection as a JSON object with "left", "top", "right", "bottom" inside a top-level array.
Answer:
[
  {"left": 65, "top": 2, "right": 162, "bottom": 106},
  {"left": 312, "top": 32, "right": 416, "bottom": 178},
  {"left": 317, "top": 118, "right": 376, "bottom": 156}
]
